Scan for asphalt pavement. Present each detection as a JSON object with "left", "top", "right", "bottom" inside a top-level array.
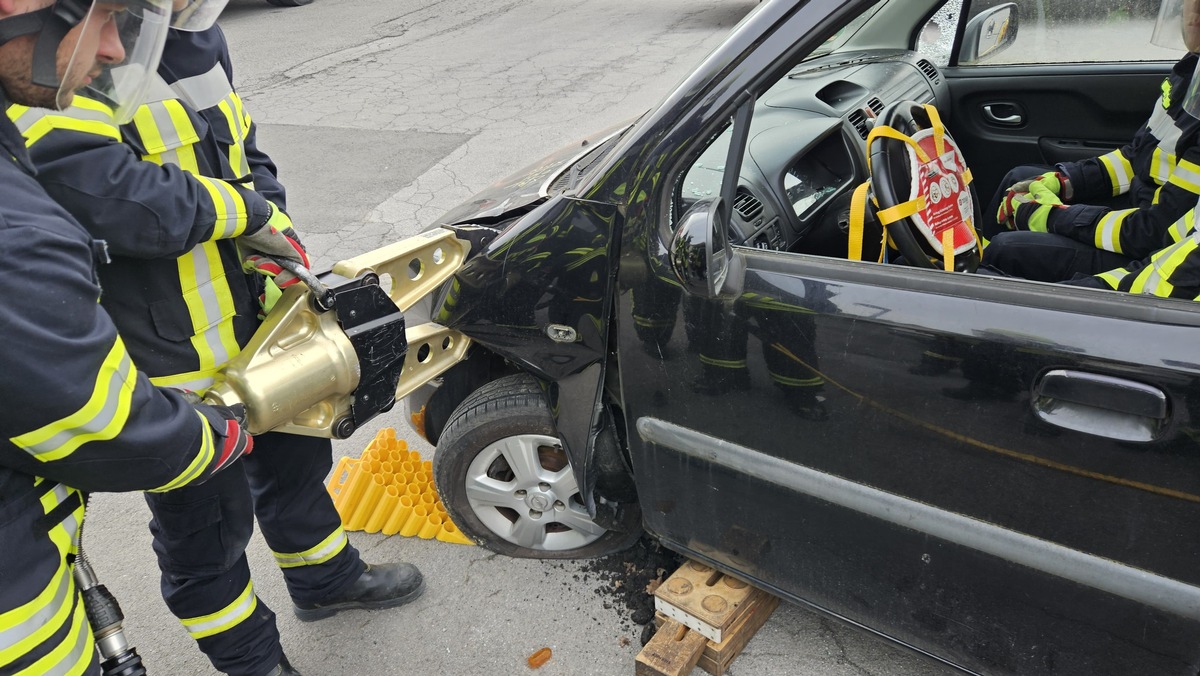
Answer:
[{"left": 80, "top": 1, "right": 956, "bottom": 674}]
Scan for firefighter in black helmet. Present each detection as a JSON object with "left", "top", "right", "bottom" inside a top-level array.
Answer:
[{"left": 0, "top": 0, "right": 254, "bottom": 674}]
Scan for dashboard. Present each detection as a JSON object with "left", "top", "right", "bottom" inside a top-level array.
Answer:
[{"left": 679, "top": 50, "right": 949, "bottom": 257}]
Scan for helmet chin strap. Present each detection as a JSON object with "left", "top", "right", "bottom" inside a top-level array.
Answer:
[{"left": 0, "top": 0, "right": 89, "bottom": 90}]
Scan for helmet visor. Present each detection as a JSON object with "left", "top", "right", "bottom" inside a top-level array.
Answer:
[
  {"left": 1154, "top": 0, "right": 1187, "bottom": 50},
  {"left": 170, "top": 0, "right": 229, "bottom": 31},
  {"left": 1186, "top": 58, "right": 1200, "bottom": 118},
  {"left": 58, "top": 0, "right": 172, "bottom": 124}
]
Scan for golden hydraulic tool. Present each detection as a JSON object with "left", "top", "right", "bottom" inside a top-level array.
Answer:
[{"left": 203, "top": 228, "right": 472, "bottom": 439}]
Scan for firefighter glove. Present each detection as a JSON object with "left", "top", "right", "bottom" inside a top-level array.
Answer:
[
  {"left": 1006, "top": 171, "right": 1072, "bottom": 201},
  {"left": 243, "top": 254, "right": 299, "bottom": 317},
  {"left": 193, "top": 402, "right": 253, "bottom": 475},
  {"left": 239, "top": 202, "right": 310, "bottom": 267},
  {"left": 1009, "top": 181, "right": 1063, "bottom": 233}
]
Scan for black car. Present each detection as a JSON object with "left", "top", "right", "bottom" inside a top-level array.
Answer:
[{"left": 389, "top": 0, "right": 1200, "bottom": 673}]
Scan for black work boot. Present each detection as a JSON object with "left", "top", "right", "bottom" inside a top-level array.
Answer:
[
  {"left": 268, "top": 654, "right": 301, "bottom": 676},
  {"left": 293, "top": 562, "right": 425, "bottom": 622}
]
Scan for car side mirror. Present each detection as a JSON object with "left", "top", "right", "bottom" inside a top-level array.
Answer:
[
  {"left": 960, "top": 2, "right": 1018, "bottom": 64},
  {"left": 670, "top": 198, "right": 731, "bottom": 298}
]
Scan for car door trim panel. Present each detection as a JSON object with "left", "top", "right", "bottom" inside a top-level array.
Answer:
[{"left": 636, "top": 416, "right": 1200, "bottom": 621}]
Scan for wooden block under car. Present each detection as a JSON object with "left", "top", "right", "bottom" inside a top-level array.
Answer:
[
  {"left": 653, "top": 560, "right": 758, "bottom": 643},
  {"left": 653, "top": 588, "right": 781, "bottom": 676},
  {"left": 635, "top": 618, "right": 709, "bottom": 676}
]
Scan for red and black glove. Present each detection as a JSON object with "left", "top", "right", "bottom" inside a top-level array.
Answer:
[
  {"left": 193, "top": 402, "right": 253, "bottom": 475},
  {"left": 239, "top": 202, "right": 310, "bottom": 267}
]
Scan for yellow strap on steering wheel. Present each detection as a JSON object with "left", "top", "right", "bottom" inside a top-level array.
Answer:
[
  {"left": 865, "top": 125, "right": 930, "bottom": 173},
  {"left": 877, "top": 196, "right": 925, "bottom": 226},
  {"left": 923, "top": 104, "right": 947, "bottom": 158},
  {"left": 942, "top": 229, "right": 955, "bottom": 271},
  {"left": 848, "top": 182, "right": 869, "bottom": 261}
]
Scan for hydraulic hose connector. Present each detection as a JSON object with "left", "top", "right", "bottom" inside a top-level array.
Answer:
[{"left": 74, "top": 548, "right": 147, "bottom": 676}]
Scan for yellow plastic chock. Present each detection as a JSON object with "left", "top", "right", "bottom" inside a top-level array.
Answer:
[{"left": 326, "top": 427, "right": 474, "bottom": 545}]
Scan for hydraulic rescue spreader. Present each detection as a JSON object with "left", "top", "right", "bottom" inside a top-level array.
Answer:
[{"left": 203, "top": 227, "right": 472, "bottom": 439}]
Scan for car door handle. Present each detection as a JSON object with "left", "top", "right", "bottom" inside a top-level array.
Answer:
[
  {"left": 1032, "top": 370, "right": 1168, "bottom": 443},
  {"left": 982, "top": 103, "right": 1023, "bottom": 126}
]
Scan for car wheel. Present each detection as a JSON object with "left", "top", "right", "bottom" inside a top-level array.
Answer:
[
  {"left": 265, "top": 0, "right": 312, "bottom": 7},
  {"left": 434, "top": 374, "right": 640, "bottom": 559}
]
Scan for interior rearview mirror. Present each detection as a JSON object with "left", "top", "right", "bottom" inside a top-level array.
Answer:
[
  {"left": 670, "top": 198, "right": 730, "bottom": 298},
  {"left": 961, "top": 2, "right": 1018, "bottom": 64}
]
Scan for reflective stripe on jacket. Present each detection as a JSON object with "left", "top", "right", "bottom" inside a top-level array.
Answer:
[
  {"left": 0, "top": 88, "right": 234, "bottom": 675},
  {"left": 6, "top": 26, "right": 282, "bottom": 392},
  {"left": 1075, "top": 208, "right": 1200, "bottom": 298},
  {"left": 1049, "top": 53, "right": 1200, "bottom": 259}
]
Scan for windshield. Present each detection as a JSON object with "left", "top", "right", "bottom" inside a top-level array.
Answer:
[{"left": 809, "top": 3, "right": 886, "bottom": 58}]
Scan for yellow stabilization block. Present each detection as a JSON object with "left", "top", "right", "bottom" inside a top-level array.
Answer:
[{"left": 327, "top": 427, "right": 474, "bottom": 545}]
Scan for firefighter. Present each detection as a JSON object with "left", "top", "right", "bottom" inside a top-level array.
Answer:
[
  {"left": 6, "top": 12, "right": 423, "bottom": 676},
  {"left": 0, "top": 1, "right": 257, "bottom": 674},
  {"left": 980, "top": 0, "right": 1200, "bottom": 281}
]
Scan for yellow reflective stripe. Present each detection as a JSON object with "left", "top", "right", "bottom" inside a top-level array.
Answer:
[
  {"left": 1168, "top": 210, "right": 1194, "bottom": 243},
  {"left": 877, "top": 197, "right": 924, "bottom": 226},
  {"left": 12, "top": 601, "right": 92, "bottom": 676},
  {"left": 148, "top": 369, "right": 219, "bottom": 392},
  {"left": 941, "top": 229, "right": 954, "bottom": 271},
  {"left": 180, "top": 582, "right": 257, "bottom": 640},
  {"left": 1095, "top": 268, "right": 1129, "bottom": 289},
  {"left": 228, "top": 93, "right": 253, "bottom": 178},
  {"left": 149, "top": 410, "right": 215, "bottom": 492},
  {"left": 1150, "top": 147, "right": 1177, "bottom": 186},
  {"left": 17, "top": 114, "right": 120, "bottom": 146},
  {"left": 39, "top": 484, "right": 82, "bottom": 560},
  {"left": 216, "top": 98, "right": 249, "bottom": 179},
  {"left": 1098, "top": 150, "right": 1133, "bottom": 195},
  {"left": 1093, "top": 209, "right": 1133, "bottom": 254},
  {"left": 177, "top": 243, "right": 240, "bottom": 378},
  {"left": 768, "top": 373, "right": 823, "bottom": 387},
  {"left": 10, "top": 340, "right": 136, "bottom": 461},
  {"left": 0, "top": 566, "right": 74, "bottom": 666},
  {"left": 698, "top": 356, "right": 747, "bottom": 368},
  {"left": 1129, "top": 236, "right": 1198, "bottom": 296},
  {"left": 1168, "top": 158, "right": 1200, "bottom": 195},
  {"left": 272, "top": 527, "right": 349, "bottom": 568},
  {"left": 194, "top": 175, "right": 249, "bottom": 238}
]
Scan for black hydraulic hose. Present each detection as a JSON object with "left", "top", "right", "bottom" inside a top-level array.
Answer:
[{"left": 75, "top": 498, "right": 148, "bottom": 676}]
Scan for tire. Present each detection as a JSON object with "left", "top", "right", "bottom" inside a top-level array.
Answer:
[
  {"left": 265, "top": 0, "right": 312, "bottom": 7},
  {"left": 434, "top": 374, "right": 641, "bottom": 559}
]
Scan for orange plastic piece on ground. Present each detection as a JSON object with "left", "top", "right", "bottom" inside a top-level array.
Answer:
[{"left": 527, "top": 647, "right": 552, "bottom": 669}]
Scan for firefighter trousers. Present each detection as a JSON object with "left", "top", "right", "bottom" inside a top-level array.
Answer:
[{"left": 145, "top": 432, "right": 362, "bottom": 676}]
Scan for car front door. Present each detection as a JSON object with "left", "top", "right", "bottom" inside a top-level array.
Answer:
[
  {"left": 613, "top": 3, "right": 1200, "bottom": 673},
  {"left": 922, "top": 0, "right": 1183, "bottom": 198}
]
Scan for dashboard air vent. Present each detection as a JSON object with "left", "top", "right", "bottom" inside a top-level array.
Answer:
[
  {"left": 733, "top": 189, "right": 763, "bottom": 221},
  {"left": 916, "top": 59, "right": 941, "bottom": 85},
  {"left": 867, "top": 97, "right": 884, "bottom": 115},
  {"left": 847, "top": 109, "right": 870, "bottom": 140}
]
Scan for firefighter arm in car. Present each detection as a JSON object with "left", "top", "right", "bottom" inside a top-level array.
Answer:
[
  {"left": 1068, "top": 208, "right": 1200, "bottom": 298},
  {"left": 1043, "top": 145, "right": 1200, "bottom": 258},
  {"left": 4, "top": 99, "right": 276, "bottom": 259},
  {"left": 0, "top": 224, "right": 251, "bottom": 493}
]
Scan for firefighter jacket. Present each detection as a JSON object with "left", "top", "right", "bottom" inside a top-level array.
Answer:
[
  {"left": 1071, "top": 207, "right": 1200, "bottom": 298},
  {"left": 6, "top": 27, "right": 282, "bottom": 392},
  {"left": 0, "top": 91, "right": 245, "bottom": 675},
  {"left": 1046, "top": 53, "right": 1200, "bottom": 260}
]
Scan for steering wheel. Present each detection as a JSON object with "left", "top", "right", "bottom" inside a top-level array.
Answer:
[{"left": 867, "top": 100, "right": 981, "bottom": 273}]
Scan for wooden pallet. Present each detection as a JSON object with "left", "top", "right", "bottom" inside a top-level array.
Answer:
[{"left": 635, "top": 561, "right": 780, "bottom": 676}]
